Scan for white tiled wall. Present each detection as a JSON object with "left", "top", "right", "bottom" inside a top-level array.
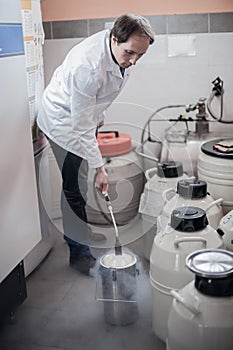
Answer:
[{"left": 43, "top": 33, "right": 233, "bottom": 145}]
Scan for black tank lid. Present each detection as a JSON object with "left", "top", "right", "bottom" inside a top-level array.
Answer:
[
  {"left": 201, "top": 138, "right": 233, "bottom": 159},
  {"left": 157, "top": 161, "right": 183, "bottom": 178},
  {"left": 177, "top": 179, "right": 207, "bottom": 198},
  {"left": 171, "top": 206, "right": 208, "bottom": 232}
]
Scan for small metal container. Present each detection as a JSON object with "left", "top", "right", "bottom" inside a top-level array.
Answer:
[{"left": 99, "top": 252, "right": 138, "bottom": 326}]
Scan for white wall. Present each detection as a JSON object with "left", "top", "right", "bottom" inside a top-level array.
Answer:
[{"left": 43, "top": 33, "right": 233, "bottom": 149}]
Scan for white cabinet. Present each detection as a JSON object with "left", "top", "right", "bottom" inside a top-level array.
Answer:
[{"left": 0, "top": 0, "right": 41, "bottom": 282}]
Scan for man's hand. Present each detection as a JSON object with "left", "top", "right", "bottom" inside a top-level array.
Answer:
[{"left": 95, "top": 166, "right": 108, "bottom": 194}]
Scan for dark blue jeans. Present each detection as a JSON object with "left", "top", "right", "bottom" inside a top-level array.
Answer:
[{"left": 48, "top": 137, "right": 91, "bottom": 256}]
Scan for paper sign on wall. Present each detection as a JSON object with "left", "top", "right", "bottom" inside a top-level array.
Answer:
[{"left": 168, "top": 35, "right": 196, "bottom": 57}]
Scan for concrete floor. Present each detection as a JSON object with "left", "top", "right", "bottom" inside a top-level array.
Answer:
[{"left": 0, "top": 219, "right": 165, "bottom": 350}]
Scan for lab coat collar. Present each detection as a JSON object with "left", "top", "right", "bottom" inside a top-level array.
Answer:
[{"left": 104, "top": 30, "right": 129, "bottom": 78}]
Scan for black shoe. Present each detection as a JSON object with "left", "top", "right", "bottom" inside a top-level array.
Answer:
[{"left": 69, "top": 253, "right": 96, "bottom": 276}]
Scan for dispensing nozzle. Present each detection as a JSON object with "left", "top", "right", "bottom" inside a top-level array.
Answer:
[
  {"left": 103, "top": 192, "right": 110, "bottom": 203},
  {"left": 103, "top": 192, "right": 113, "bottom": 210}
]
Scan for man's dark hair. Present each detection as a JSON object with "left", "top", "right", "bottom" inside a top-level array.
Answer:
[{"left": 110, "top": 14, "right": 154, "bottom": 45}]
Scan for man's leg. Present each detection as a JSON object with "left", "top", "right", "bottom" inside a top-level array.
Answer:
[{"left": 48, "top": 138, "right": 96, "bottom": 275}]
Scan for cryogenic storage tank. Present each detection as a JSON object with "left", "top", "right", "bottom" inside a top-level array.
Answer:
[
  {"left": 150, "top": 206, "right": 223, "bottom": 342},
  {"left": 217, "top": 210, "right": 233, "bottom": 252},
  {"left": 198, "top": 138, "right": 233, "bottom": 214},
  {"left": 139, "top": 161, "right": 189, "bottom": 260},
  {"left": 167, "top": 249, "right": 233, "bottom": 350},
  {"left": 86, "top": 132, "right": 144, "bottom": 226},
  {"left": 157, "top": 178, "right": 223, "bottom": 233}
]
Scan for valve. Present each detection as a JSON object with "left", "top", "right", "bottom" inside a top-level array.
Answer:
[
  {"left": 212, "top": 77, "right": 224, "bottom": 96},
  {"left": 196, "top": 97, "right": 207, "bottom": 120}
]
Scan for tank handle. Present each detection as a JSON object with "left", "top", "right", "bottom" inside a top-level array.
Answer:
[
  {"left": 98, "top": 130, "right": 119, "bottom": 138},
  {"left": 174, "top": 237, "right": 207, "bottom": 249},
  {"left": 145, "top": 167, "right": 157, "bottom": 181},
  {"left": 205, "top": 198, "right": 223, "bottom": 212},
  {"left": 170, "top": 290, "right": 200, "bottom": 316},
  {"left": 162, "top": 187, "right": 176, "bottom": 204}
]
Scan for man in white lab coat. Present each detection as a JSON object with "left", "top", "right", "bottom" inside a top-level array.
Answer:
[{"left": 37, "top": 14, "right": 154, "bottom": 275}]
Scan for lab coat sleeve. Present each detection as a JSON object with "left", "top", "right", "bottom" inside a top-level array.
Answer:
[{"left": 69, "top": 65, "right": 104, "bottom": 169}]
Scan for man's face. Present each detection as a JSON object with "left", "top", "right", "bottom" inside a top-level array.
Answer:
[{"left": 111, "top": 34, "right": 150, "bottom": 69}]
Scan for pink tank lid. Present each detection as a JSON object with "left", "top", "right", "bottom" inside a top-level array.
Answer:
[{"left": 97, "top": 131, "right": 132, "bottom": 156}]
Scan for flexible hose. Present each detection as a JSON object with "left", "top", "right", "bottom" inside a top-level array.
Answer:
[
  {"left": 140, "top": 104, "right": 186, "bottom": 145},
  {"left": 207, "top": 89, "right": 233, "bottom": 124},
  {"left": 139, "top": 104, "right": 186, "bottom": 166}
]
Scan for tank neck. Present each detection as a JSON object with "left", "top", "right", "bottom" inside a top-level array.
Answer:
[
  {"left": 195, "top": 275, "right": 233, "bottom": 297},
  {"left": 177, "top": 179, "right": 207, "bottom": 199},
  {"left": 157, "top": 161, "right": 183, "bottom": 178}
]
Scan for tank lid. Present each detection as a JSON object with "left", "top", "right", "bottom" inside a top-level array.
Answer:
[
  {"left": 157, "top": 161, "right": 183, "bottom": 178},
  {"left": 177, "top": 179, "right": 207, "bottom": 198},
  {"left": 186, "top": 249, "right": 233, "bottom": 278},
  {"left": 201, "top": 138, "right": 233, "bottom": 159},
  {"left": 186, "top": 249, "right": 233, "bottom": 296},
  {"left": 97, "top": 132, "right": 132, "bottom": 156},
  {"left": 170, "top": 206, "right": 208, "bottom": 232}
]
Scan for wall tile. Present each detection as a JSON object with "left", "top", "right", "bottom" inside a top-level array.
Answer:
[
  {"left": 145, "top": 15, "right": 167, "bottom": 35},
  {"left": 88, "top": 18, "right": 115, "bottom": 35},
  {"left": 43, "top": 21, "right": 52, "bottom": 40},
  {"left": 210, "top": 12, "right": 233, "bottom": 33},
  {"left": 168, "top": 14, "right": 208, "bottom": 34},
  {"left": 44, "top": 13, "right": 233, "bottom": 40},
  {"left": 52, "top": 20, "right": 88, "bottom": 39},
  {"left": 88, "top": 15, "right": 167, "bottom": 36},
  {"left": 206, "top": 33, "right": 233, "bottom": 65}
]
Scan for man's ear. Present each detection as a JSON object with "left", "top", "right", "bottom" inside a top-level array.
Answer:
[{"left": 111, "top": 35, "right": 118, "bottom": 45}]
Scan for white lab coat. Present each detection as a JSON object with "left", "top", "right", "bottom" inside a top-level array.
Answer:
[{"left": 37, "top": 29, "right": 131, "bottom": 168}]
